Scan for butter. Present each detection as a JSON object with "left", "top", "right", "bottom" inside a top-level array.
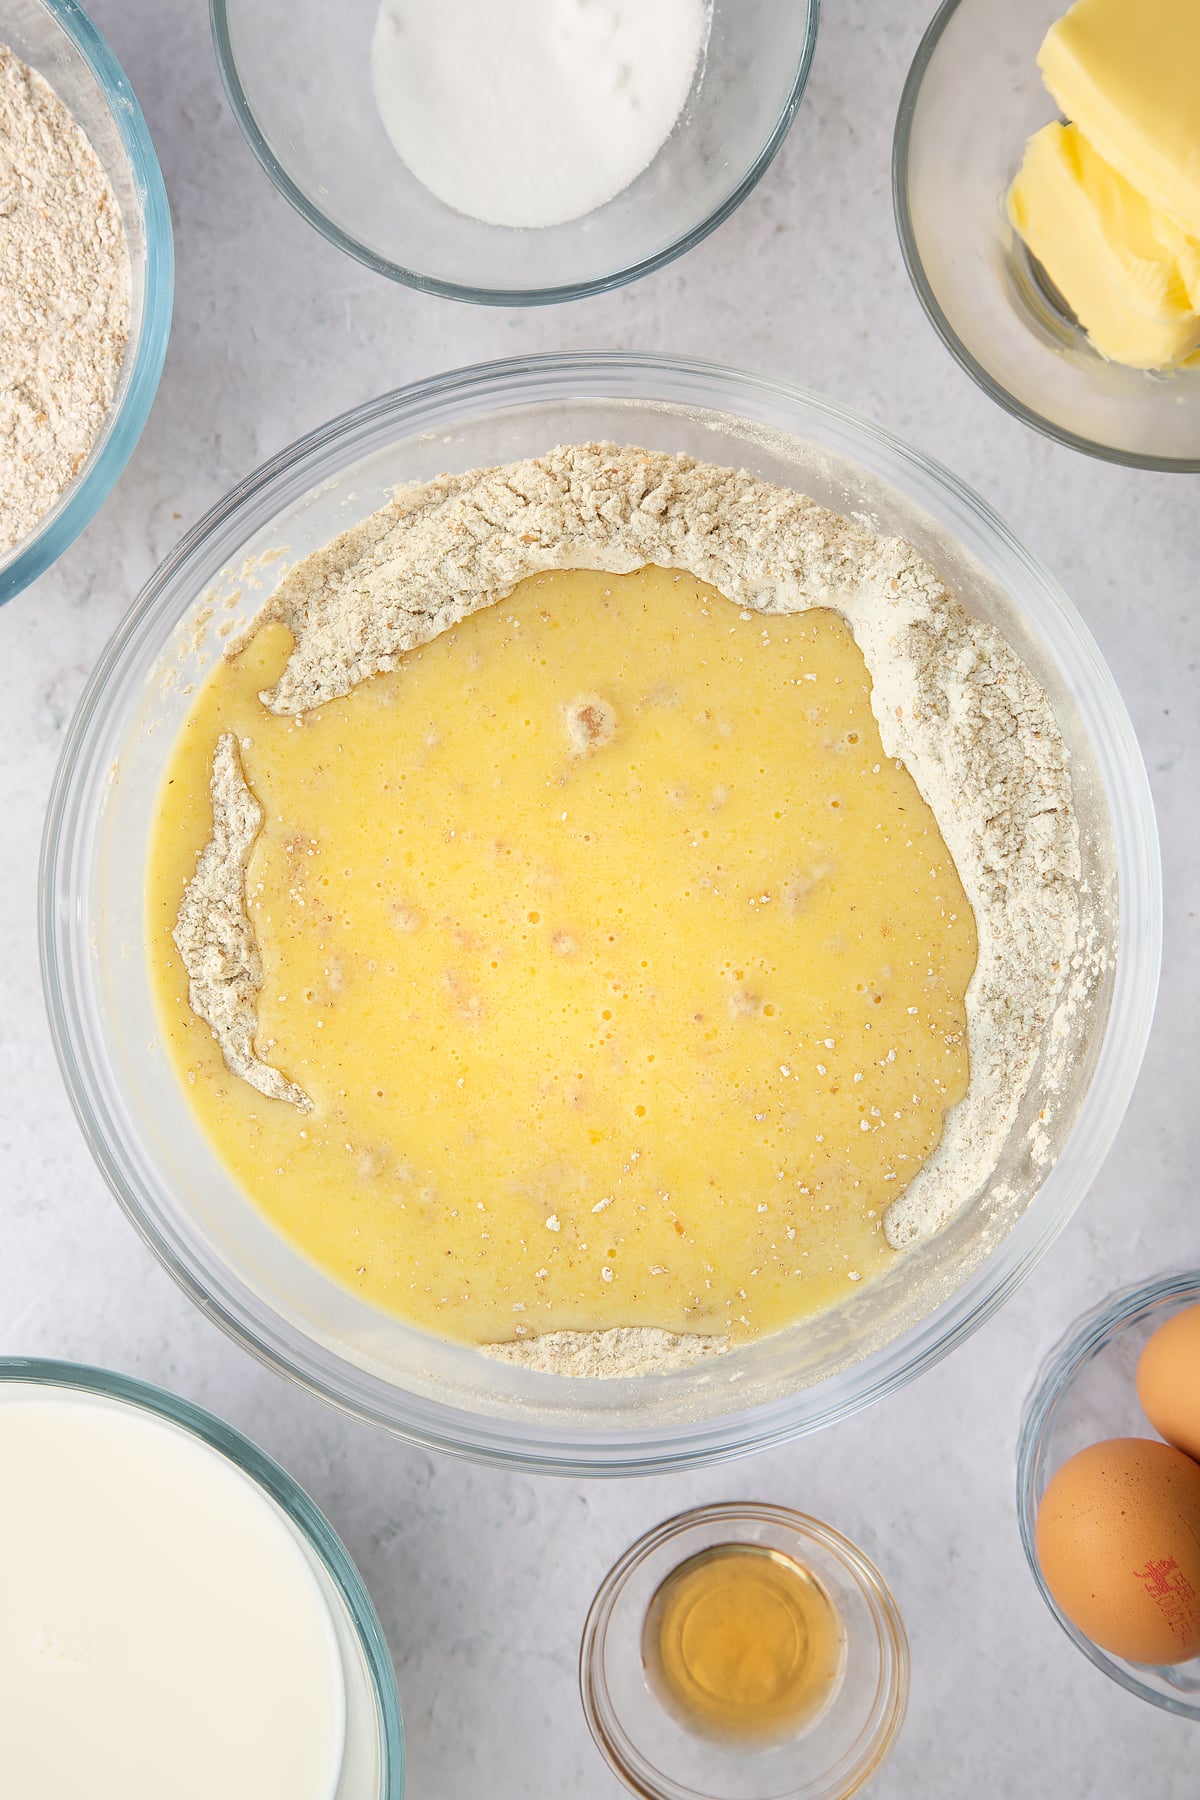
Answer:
[
  {"left": 1151, "top": 211, "right": 1200, "bottom": 312},
  {"left": 1039, "top": 0, "right": 1200, "bottom": 243},
  {"left": 1007, "top": 121, "right": 1200, "bottom": 369}
]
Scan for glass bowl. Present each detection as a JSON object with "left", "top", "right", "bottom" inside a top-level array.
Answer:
[
  {"left": 893, "top": 0, "right": 1200, "bottom": 470},
  {"left": 580, "top": 1502, "right": 908, "bottom": 1800},
  {"left": 1016, "top": 1271, "right": 1200, "bottom": 1718},
  {"left": 40, "top": 351, "right": 1160, "bottom": 1475},
  {"left": 210, "top": 0, "right": 819, "bottom": 305},
  {"left": 0, "top": 1357, "right": 404, "bottom": 1795},
  {"left": 0, "top": 0, "right": 173, "bottom": 604}
]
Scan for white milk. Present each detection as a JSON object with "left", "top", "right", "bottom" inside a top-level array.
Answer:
[{"left": 0, "top": 1387, "right": 347, "bottom": 1800}]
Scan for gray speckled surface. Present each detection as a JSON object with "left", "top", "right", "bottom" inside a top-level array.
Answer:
[{"left": 2, "top": 1, "right": 1198, "bottom": 1793}]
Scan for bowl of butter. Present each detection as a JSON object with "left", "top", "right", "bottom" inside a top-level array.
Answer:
[
  {"left": 894, "top": 0, "right": 1200, "bottom": 468},
  {"left": 39, "top": 353, "right": 1159, "bottom": 1474}
]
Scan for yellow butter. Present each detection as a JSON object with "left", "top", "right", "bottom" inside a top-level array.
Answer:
[
  {"left": 1151, "top": 211, "right": 1200, "bottom": 312},
  {"left": 1039, "top": 0, "right": 1200, "bottom": 244},
  {"left": 148, "top": 566, "right": 976, "bottom": 1349},
  {"left": 1007, "top": 121, "right": 1200, "bottom": 368}
]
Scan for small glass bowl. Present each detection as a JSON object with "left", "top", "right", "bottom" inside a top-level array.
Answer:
[
  {"left": 0, "top": 0, "right": 173, "bottom": 604},
  {"left": 1016, "top": 1271, "right": 1200, "bottom": 1718},
  {"left": 210, "top": 0, "right": 819, "bottom": 305},
  {"left": 580, "top": 1503, "right": 908, "bottom": 1800},
  {"left": 893, "top": 0, "right": 1200, "bottom": 470},
  {"left": 0, "top": 1357, "right": 405, "bottom": 1794}
]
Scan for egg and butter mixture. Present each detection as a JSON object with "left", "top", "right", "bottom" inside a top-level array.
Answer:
[{"left": 148, "top": 565, "right": 977, "bottom": 1348}]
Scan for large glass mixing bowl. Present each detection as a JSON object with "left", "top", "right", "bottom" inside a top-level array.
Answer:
[{"left": 40, "top": 354, "right": 1160, "bottom": 1475}]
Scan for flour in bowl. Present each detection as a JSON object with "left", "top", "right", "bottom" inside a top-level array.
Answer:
[{"left": 0, "top": 43, "right": 130, "bottom": 555}]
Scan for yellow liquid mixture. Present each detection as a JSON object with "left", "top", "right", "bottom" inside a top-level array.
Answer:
[
  {"left": 642, "top": 1544, "right": 844, "bottom": 1742},
  {"left": 148, "top": 566, "right": 976, "bottom": 1347}
]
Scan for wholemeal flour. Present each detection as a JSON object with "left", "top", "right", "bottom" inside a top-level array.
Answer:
[
  {"left": 174, "top": 443, "right": 1099, "bottom": 1375},
  {"left": 173, "top": 733, "right": 312, "bottom": 1113},
  {"left": 0, "top": 43, "right": 130, "bottom": 554},
  {"left": 483, "top": 1326, "right": 730, "bottom": 1378}
]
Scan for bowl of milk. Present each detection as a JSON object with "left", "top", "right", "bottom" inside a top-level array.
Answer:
[{"left": 0, "top": 1359, "right": 403, "bottom": 1800}]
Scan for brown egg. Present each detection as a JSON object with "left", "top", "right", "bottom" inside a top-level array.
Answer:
[
  {"left": 1035, "top": 1437, "right": 1200, "bottom": 1664},
  {"left": 1137, "top": 1302, "right": 1200, "bottom": 1463}
]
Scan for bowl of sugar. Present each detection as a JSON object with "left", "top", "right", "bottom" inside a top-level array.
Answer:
[
  {"left": 0, "top": 1359, "right": 404, "bottom": 1799},
  {"left": 210, "top": 0, "right": 819, "bottom": 304}
]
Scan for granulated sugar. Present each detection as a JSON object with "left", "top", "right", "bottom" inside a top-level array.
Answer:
[{"left": 370, "top": 0, "right": 709, "bottom": 229}]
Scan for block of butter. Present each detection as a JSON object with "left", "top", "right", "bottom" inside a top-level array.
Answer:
[
  {"left": 1039, "top": 0, "right": 1200, "bottom": 241},
  {"left": 1007, "top": 121, "right": 1200, "bottom": 369},
  {"left": 1152, "top": 211, "right": 1200, "bottom": 311}
]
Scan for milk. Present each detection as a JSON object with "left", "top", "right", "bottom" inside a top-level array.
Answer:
[{"left": 0, "top": 1385, "right": 347, "bottom": 1799}]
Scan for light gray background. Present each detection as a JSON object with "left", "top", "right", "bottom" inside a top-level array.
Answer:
[{"left": 2, "top": 1, "right": 1197, "bottom": 1794}]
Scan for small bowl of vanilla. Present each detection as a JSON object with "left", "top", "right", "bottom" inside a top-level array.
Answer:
[
  {"left": 894, "top": 0, "right": 1200, "bottom": 469},
  {"left": 210, "top": 0, "right": 819, "bottom": 305}
]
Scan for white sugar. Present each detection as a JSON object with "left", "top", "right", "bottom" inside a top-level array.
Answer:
[{"left": 370, "top": 0, "right": 709, "bottom": 229}]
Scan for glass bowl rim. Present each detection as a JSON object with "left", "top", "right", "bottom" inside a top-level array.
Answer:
[
  {"left": 891, "top": 0, "right": 1200, "bottom": 475},
  {"left": 208, "top": 0, "right": 820, "bottom": 307},
  {"left": 39, "top": 349, "right": 1162, "bottom": 1475},
  {"left": 0, "top": 1354, "right": 406, "bottom": 1788},
  {"left": 578, "top": 1499, "right": 910, "bottom": 1800},
  {"left": 1015, "top": 1269, "right": 1200, "bottom": 1718},
  {"left": 0, "top": 0, "right": 175, "bottom": 604}
]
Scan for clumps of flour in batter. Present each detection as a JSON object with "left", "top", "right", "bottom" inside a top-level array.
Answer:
[
  {"left": 564, "top": 692, "right": 617, "bottom": 753},
  {"left": 173, "top": 733, "right": 312, "bottom": 1112}
]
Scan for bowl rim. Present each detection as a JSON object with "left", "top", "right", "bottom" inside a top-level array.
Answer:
[
  {"left": 891, "top": 0, "right": 1200, "bottom": 475},
  {"left": 208, "top": 0, "right": 820, "bottom": 307},
  {"left": 39, "top": 350, "right": 1163, "bottom": 1475},
  {"left": 0, "top": 0, "right": 175, "bottom": 604},
  {"left": 1015, "top": 1269, "right": 1200, "bottom": 1718},
  {"left": 0, "top": 1354, "right": 406, "bottom": 1790}
]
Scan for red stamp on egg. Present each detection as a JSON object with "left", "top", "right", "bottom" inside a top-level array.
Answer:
[{"left": 1132, "top": 1557, "right": 1200, "bottom": 1648}]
